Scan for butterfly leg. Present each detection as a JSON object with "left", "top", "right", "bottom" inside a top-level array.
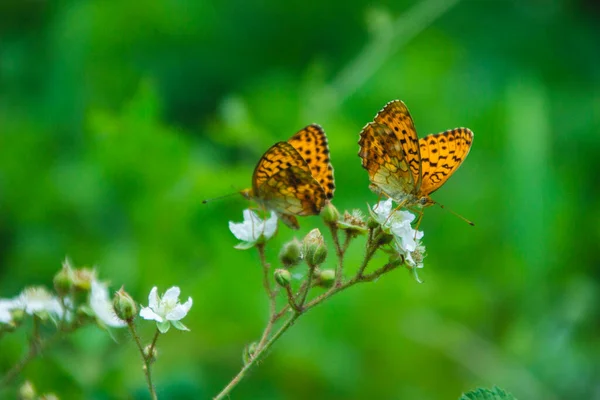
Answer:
[
  {"left": 382, "top": 198, "right": 408, "bottom": 226},
  {"left": 412, "top": 208, "right": 425, "bottom": 239}
]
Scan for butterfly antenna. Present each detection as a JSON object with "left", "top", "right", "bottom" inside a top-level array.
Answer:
[
  {"left": 434, "top": 201, "right": 475, "bottom": 226},
  {"left": 202, "top": 192, "right": 238, "bottom": 204}
]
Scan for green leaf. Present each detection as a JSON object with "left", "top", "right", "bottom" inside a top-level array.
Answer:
[
  {"left": 459, "top": 386, "right": 517, "bottom": 400},
  {"left": 171, "top": 320, "right": 189, "bottom": 331},
  {"left": 157, "top": 321, "right": 170, "bottom": 334},
  {"left": 234, "top": 241, "right": 256, "bottom": 250}
]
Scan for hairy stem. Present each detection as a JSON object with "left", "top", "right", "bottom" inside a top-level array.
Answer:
[
  {"left": 128, "top": 322, "right": 157, "bottom": 400},
  {"left": 327, "top": 223, "right": 346, "bottom": 287},
  {"left": 213, "top": 313, "right": 300, "bottom": 400},
  {"left": 256, "top": 244, "right": 277, "bottom": 350}
]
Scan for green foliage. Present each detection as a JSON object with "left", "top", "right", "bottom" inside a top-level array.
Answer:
[
  {"left": 460, "top": 386, "right": 517, "bottom": 400},
  {"left": 1, "top": 0, "right": 599, "bottom": 398}
]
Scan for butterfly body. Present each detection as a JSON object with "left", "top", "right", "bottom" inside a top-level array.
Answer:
[
  {"left": 358, "top": 100, "right": 473, "bottom": 210},
  {"left": 241, "top": 124, "right": 335, "bottom": 229}
]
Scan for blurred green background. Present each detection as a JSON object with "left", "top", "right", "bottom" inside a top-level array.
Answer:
[{"left": 1, "top": 0, "right": 599, "bottom": 398}]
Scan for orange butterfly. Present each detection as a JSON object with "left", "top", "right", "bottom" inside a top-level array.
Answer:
[
  {"left": 241, "top": 124, "right": 335, "bottom": 229},
  {"left": 358, "top": 100, "right": 473, "bottom": 222}
]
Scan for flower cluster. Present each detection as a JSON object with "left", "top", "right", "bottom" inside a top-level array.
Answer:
[{"left": 370, "top": 199, "right": 426, "bottom": 270}]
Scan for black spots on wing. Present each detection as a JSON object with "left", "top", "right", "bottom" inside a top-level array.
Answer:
[
  {"left": 431, "top": 148, "right": 438, "bottom": 154},
  {"left": 315, "top": 165, "right": 322, "bottom": 173},
  {"left": 305, "top": 149, "right": 312, "bottom": 156},
  {"left": 402, "top": 129, "right": 407, "bottom": 134},
  {"left": 305, "top": 158, "right": 312, "bottom": 164}
]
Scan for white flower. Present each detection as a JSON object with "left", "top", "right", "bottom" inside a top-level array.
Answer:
[
  {"left": 90, "top": 280, "right": 126, "bottom": 328},
  {"left": 370, "top": 199, "right": 426, "bottom": 273},
  {"left": 0, "top": 299, "right": 16, "bottom": 324},
  {"left": 140, "top": 286, "right": 192, "bottom": 333},
  {"left": 16, "top": 287, "right": 66, "bottom": 320},
  {"left": 229, "top": 210, "right": 278, "bottom": 249}
]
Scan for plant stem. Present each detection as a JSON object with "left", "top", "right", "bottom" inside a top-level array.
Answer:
[
  {"left": 213, "top": 313, "right": 300, "bottom": 400},
  {"left": 256, "top": 244, "right": 277, "bottom": 350},
  {"left": 327, "top": 223, "right": 346, "bottom": 287},
  {"left": 128, "top": 322, "right": 157, "bottom": 400}
]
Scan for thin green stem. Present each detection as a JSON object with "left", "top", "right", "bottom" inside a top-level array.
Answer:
[
  {"left": 128, "top": 322, "right": 157, "bottom": 400},
  {"left": 213, "top": 313, "right": 300, "bottom": 400},
  {"left": 256, "top": 244, "right": 277, "bottom": 350},
  {"left": 327, "top": 223, "right": 346, "bottom": 287},
  {"left": 0, "top": 318, "right": 42, "bottom": 388}
]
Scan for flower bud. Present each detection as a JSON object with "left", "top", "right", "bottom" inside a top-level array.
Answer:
[
  {"left": 10, "top": 308, "right": 25, "bottom": 326},
  {"left": 279, "top": 238, "right": 302, "bottom": 267},
  {"left": 243, "top": 342, "right": 259, "bottom": 365},
  {"left": 374, "top": 230, "right": 393, "bottom": 246},
  {"left": 303, "top": 229, "right": 327, "bottom": 268},
  {"left": 144, "top": 344, "right": 158, "bottom": 363},
  {"left": 314, "top": 269, "right": 336, "bottom": 288},
  {"left": 19, "top": 381, "right": 36, "bottom": 400},
  {"left": 274, "top": 269, "right": 292, "bottom": 288},
  {"left": 73, "top": 268, "right": 96, "bottom": 292},
  {"left": 53, "top": 260, "right": 75, "bottom": 296},
  {"left": 112, "top": 287, "right": 137, "bottom": 322},
  {"left": 321, "top": 202, "right": 340, "bottom": 225},
  {"left": 367, "top": 216, "right": 380, "bottom": 229}
]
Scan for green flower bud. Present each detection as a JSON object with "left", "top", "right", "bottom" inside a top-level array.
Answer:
[
  {"left": 53, "top": 261, "right": 75, "bottom": 296},
  {"left": 73, "top": 268, "right": 97, "bottom": 292},
  {"left": 274, "top": 269, "right": 292, "bottom": 288},
  {"left": 19, "top": 381, "right": 36, "bottom": 400},
  {"left": 303, "top": 229, "right": 328, "bottom": 268},
  {"left": 367, "top": 216, "right": 380, "bottom": 229},
  {"left": 375, "top": 230, "right": 393, "bottom": 246},
  {"left": 279, "top": 238, "right": 302, "bottom": 267},
  {"left": 144, "top": 344, "right": 158, "bottom": 363},
  {"left": 10, "top": 308, "right": 25, "bottom": 326},
  {"left": 321, "top": 202, "right": 340, "bottom": 225},
  {"left": 112, "top": 287, "right": 137, "bottom": 322},
  {"left": 314, "top": 269, "right": 336, "bottom": 288},
  {"left": 243, "top": 342, "right": 259, "bottom": 365}
]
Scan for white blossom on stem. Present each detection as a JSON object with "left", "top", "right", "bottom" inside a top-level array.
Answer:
[
  {"left": 140, "top": 286, "right": 192, "bottom": 333},
  {"left": 229, "top": 210, "right": 278, "bottom": 249}
]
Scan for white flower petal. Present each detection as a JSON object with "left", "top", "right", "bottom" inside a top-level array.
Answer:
[
  {"left": 140, "top": 306, "right": 163, "bottom": 322},
  {"left": 262, "top": 212, "right": 278, "bottom": 239},
  {"left": 90, "top": 281, "right": 126, "bottom": 328},
  {"left": 166, "top": 297, "right": 192, "bottom": 321},
  {"left": 0, "top": 299, "right": 14, "bottom": 324},
  {"left": 148, "top": 287, "right": 159, "bottom": 310},
  {"left": 163, "top": 287, "right": 181, "bottom": 303}
]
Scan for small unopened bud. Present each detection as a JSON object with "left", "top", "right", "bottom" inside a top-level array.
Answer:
[
  {"left": 144, "top": 344, "right": 158, "bottom": 363},
  {"left": 10, "top": 308, "right": 25, "bottom": 326},
  {"left": 314, "top": 269, "right": 336, "bottom": 288},
  {"left": 279, "top": 238, "right": 302, "bottom": 267},
  {"left": 19, "top": 381, "right": 36, "bottom": 400},
  {"left": 375, "top": 231, "right": 393, "bottom": 246},
  {"left": 73, "top": 268, "right": 96, "bottom": 292},
  {"left": 303, "top": 229, "right": 328, "bottom": 268},
  {"left": 53, "top": 261, "right": 75, "bottom": 296},
  {"left": 243, "top": 342, "right": 259, "bottom": 365},
  {"left": 321, "top": 202, "right": 340, "bottom": 225},
  {"left": 367, "top": 217, "right": 380, "bottom": 229},
  {"left": 112, "top": 287, "right": 137, "bottom": 322},
  {"left": 274, "top": 269, "right": 292, "bottom": 288}
]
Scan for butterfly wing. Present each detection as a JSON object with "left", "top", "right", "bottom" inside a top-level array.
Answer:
[
  {"left": 287, "top": 124, "right": 335, "bottom": 200},
  {"left": 252, "top": 142, "right": 327, "bottom": 224},
  {"left": 373, "top": 100, "right": 422, "bottom": 190},
  {"left": 358, "top": 122, "right": 415, "bottom": 200},
  {"left": 418, "top": 127, "right": 474, "bottom": 195}
]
